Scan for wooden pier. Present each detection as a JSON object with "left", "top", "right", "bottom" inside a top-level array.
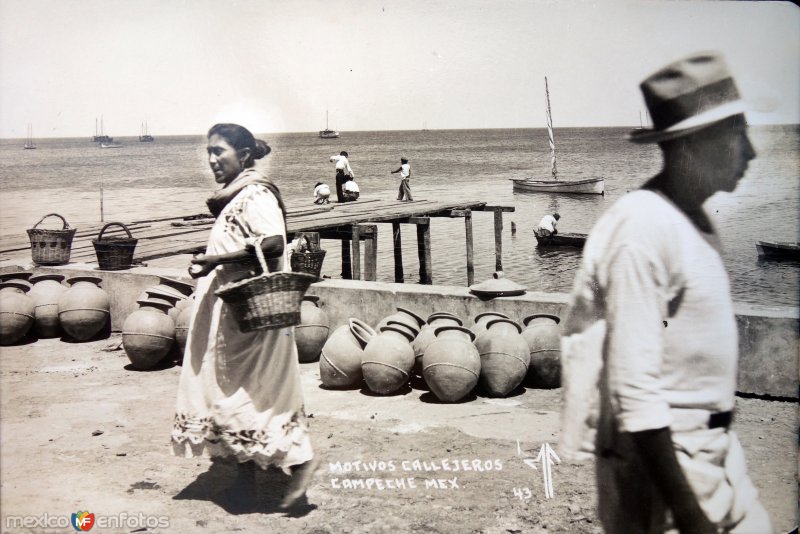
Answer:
[{"left": 0, "top": 197, "right": 513, "bottom": 286}]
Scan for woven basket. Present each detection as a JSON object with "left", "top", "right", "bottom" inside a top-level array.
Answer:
[
  {"left": 92, "top": 222, "right": 138, "bottom": 270},
  {"left": 216, "top": 238, "right": 318, "bottom": 333},
  {"left": 290, "top": 235, "right": 327, "bottom": 279},
  {"left": 27, "top": 213, "right": 77, "bottom": 266}
]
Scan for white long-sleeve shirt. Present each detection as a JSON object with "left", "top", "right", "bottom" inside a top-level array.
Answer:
[
  {"left": 563, "top": 190, "right": 737, "bottom": 434},
  {"left": 330, "top": 155, "right": 354, "bottom": 177}
]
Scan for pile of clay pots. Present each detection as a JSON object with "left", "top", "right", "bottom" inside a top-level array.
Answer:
[
  {"left": 317, "top": 306, "right": 562, "bottom": 403},
  {"left": 122, "top": 277, "right": 195, "bottom": 370},
  {"left": 0, "top": 271, "right": 111, "bottom": 345}
]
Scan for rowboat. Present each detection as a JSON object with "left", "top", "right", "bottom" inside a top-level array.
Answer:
[
  {"left": 512, "top": 177, "right": 604, "bottom": 194},
  {"left": 756, "top": 240, "right": 800, "bottom": 260},
  {"left": 513, "top": 77, "right": 605, "bottom": 195},
  {"left": 534, "top": 230, "right": 587, "bottom": 248}
]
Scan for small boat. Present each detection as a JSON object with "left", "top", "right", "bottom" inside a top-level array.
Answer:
[
  {"left": 512, "top": 77, "right": 605, "bottom": 195},
  {"left": 756, "top": 240, "right": 800, "bottom": 260},
  {"left": 91, "top": 116, "right": 114, "bottom": 143},
  {"left": 318, "top": 110, "right": 340, "bottom": 139},
  {"left": 23, "top": 123, "right": 36, "bottom": 149},
  {"left": 138, "top": 121, "right": 154, "bottom": 142},
  {"left": 534, "top": 230, "right": 587, "bottom": 248},
  {"left": 100, "top": 142, "right": 122, "bottom": 149}
]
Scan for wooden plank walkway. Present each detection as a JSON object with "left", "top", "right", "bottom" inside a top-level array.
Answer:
[{"left": 0, "top": 196, "right": 513, "bottom": 285}]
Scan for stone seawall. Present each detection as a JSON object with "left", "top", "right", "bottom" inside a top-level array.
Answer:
[{"left": 2, "top": 264, "right": 797, "bottom": 398}]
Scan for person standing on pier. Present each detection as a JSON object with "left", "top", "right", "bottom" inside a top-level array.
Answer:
[
  {"left": 560, "top": 52, "right": 771, "bottom": 533},
  {"left": 330, "top": 150, "right": 354, "bottom": 202},
  {"left": 172, "top": 123, "right": 318, "bottom": 510},
  {"left": 391, "top": 156, "right": 412, "bottom": 201}
]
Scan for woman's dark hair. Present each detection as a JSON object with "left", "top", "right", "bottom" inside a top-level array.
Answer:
[
  {"left": 208, "top": 123, "right": 271, "bottom": 167},
  {"left": 340, "top": 151, "right": 348, "bottom": 157},
  {"left": 315, "top": 182, "right": 324, "bottom": 188}
]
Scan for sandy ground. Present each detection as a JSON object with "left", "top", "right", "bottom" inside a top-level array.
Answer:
[{"left": 0, "top": 334, "right": 796, "bottom": 534}]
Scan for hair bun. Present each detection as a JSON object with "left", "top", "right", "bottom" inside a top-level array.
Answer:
[{"left": 253, "top": 139, "right": 271, "bottom": 159}]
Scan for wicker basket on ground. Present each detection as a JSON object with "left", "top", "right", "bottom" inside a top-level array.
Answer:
[
  {"left": 92, "top": 222, "right": 138, "bottom": 270},
  {"left": 290, "top": 234, "right": 326, "bottom": 279}
]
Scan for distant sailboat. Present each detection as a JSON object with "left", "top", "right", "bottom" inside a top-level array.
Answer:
[
  {"left": 510, "top": 77, "right": 604, "bottom": 195},
  {"left": 23, "top": 124, "right": 36, "bottom": 149},
  {"left": 318, "top": 110, "right": 340, "bottom": 139},
  {"left": 91, "top": 116, "right": 114, "bottom": 143},
  {"left": 138, "top": 121, "right": 154, "bottom": 142}
]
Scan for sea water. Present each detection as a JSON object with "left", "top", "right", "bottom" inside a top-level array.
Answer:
[{"left": 0, "top": 126, "right": 797, "bottom": 307}]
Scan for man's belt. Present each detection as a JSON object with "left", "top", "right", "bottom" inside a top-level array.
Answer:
[{"left": 708, "top": 411, "right": 733, "bottom": 429}]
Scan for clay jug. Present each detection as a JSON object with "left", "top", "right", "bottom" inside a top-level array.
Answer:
[
  {"left": 28, "top": 274, "right": 67, "bottom": 338},
  {"left": 0, "top": 271, "right": 33, "bottom": 285},
  {"left": 412, "top": 313, "right": 462, "bottom": 375},
  {"left": 422, "top": 325, "right": 481, "bottom": 403},
  {"left": 362, "top": 324, "right": 416, "bottom": 395},
  {"left": 174, "top": 302, "right": 194, "bottom": 352},
  {"left": 522, "top": 313, "right": 562, "bottom": 388},
  {"left": 470, "top": 311, "right": 510, "bottom": 337},
  {"left": 0, "top": 281, "right": 36, "bottom": 345},
  {"left": 375, "top": 306, "right": 425, "bottom": 334},
  {"left": 58, "top": 276, "right": 110, "bottom": 341},
  {"left": 295, "top": 296, "right": 330, "bottom": 363},
  {"left": 475, "top": 318, "right": 530, "bottom": 397},
  {"left": 319, "top": 318, "right": 375, "bottom": 387},
  {"left": 157, "top": 276, "right": 195, "bottom": 298},
  {"left": 123, "top": 299, "right": 175, "bottom": 369}
]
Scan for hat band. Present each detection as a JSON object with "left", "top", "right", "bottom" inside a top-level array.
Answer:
[
  {"left": 661, "top": 100, "right": 747, "bottom": 133},
  {"left": 648, "top": 77, "right": 740, "bottom": 130}
]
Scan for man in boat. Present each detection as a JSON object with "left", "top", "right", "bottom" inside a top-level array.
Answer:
[
  {"left": 535, "top": 212, "right": 560, "bottom": 238},
  {"left": 313, "top": 181, "right": 331, "bottom": 204},
  {"left": 560, "top": 52, "right": 771, "bottom": 533},
  {"left": 330, "top": 151, "right": 354, "bottom": 202}
]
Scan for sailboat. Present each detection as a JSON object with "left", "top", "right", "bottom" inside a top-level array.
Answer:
[
  {"left": 23, "top": 124, "right": 36, "bottom": 149},
  {"left": 318, "top": 110, "right": 340, "bottom": 139},
  {"left": 511, "top": 77, "right": 604, "bottom": 195},
  {"left": 138, "top": 121, "right": 154, "bottom": 142},
  {"left": 91, "top": 117, "right": 114, "bottom": 143}
]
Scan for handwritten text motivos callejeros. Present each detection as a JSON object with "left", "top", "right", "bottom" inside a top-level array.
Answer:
[{"left": 328, "top": 458, "right": 504, "bottom": 491}]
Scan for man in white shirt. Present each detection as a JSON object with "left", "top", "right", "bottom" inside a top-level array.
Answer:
[
  {"left": 390, "top": 157, "right": 412, "bottom": 201},
  {"left": 329, "top": 151, "right": 354, "bottom": 203},
  {"left": 342, "top": 176, "right": 360, "bottom": 202},
  {"left": 536, "top": 213, "right": 560, "bottom": 237},
  {"left": 313, "top": 182, "right": 330, "bottom": 204},
  {"left": 561, "top": 52, "right": 770, "bottom": 533}
]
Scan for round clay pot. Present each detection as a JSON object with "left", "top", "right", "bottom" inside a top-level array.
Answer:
[
  {"left": 295, "top": 297, "right": 330, "bottom": 363},
  {"left": 362, "top": 324, "right": 416, "bottom": 395},
  {"left": 319, "top": 318, "right": 375, "bottom": 387},
  {"left": 412, "top": 313, "right": 463, "bottom": 375},
  {"left": 28, "top": 274, "right": 67, "bottom": 338},
  {"left": 475, "top": 318, "right": 530, "bottom": 397},
  {"left": 0, "top": 272, "right": 33, "bottom": 284},
  {"left": 521, "top": 313, "right": 562, "bottom": 388},
  {"left": 470, "top": 311, "right": 510, "bottom": 337},
  {"left": 375, "top": 306, "right": 425, "bottom": 335},
  {"left": 0, "top": 281, "right": 36, "bottom": 345},
  {"left": 58, "top": 276, "right": 110, "bottom": 341},
  {"left": 422, "top": 325, "right": 481, "bottom": 403},
  {"left": 122, "top": 299, "right": 175, "bottom": 369},
  {"left": 174, "top": 303, "right": 194, "bottom": 353}
]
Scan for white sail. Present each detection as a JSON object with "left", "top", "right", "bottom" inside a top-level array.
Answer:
[{"left": 545, "top": 77, "right": 557, "bottom": 180}]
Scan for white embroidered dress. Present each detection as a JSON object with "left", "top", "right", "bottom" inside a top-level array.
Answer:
[{"left": 171, "top": 182, "right": 313, "bottom": 471}]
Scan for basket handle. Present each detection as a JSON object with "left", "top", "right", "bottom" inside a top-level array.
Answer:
[
  {"left": 252, "top": 236, "right": 270, "bottom": 273},
  {"left": 97, "top": 222, "right": 134, "bottom": 240},
  {"left": 32, "top": 213, "right": 71, "bottom": 230}
]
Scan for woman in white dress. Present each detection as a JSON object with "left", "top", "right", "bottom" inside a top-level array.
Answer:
[{"left": 171, "top": 123, "right": 317, "bottom": 509}]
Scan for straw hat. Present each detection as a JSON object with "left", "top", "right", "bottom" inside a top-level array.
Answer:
[{"left": 628, "top": 52, "right": 747, "bottom": 144}]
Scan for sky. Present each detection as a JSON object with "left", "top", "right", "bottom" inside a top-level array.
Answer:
[{"left": 1, "top": 0, "right": 798, "bottom": 138}]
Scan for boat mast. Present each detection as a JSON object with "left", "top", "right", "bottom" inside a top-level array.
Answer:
[{"left": 545, "top": 77, "right": 557, "bottom": 180}]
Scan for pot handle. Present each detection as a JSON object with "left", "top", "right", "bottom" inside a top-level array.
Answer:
[
  {"left": 522, "top": 313, "right": 561, "bottom": 326},
  {"left": 433, "top": 325, "right": 476, "bottom": 341},
  {"left": 485, "top": 317, "right": 522, "bottom": 333}
]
